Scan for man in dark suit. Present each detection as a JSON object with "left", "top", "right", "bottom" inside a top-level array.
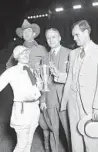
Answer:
[{"left": 39, "top": 28, "right": 71, "bottom": 152}]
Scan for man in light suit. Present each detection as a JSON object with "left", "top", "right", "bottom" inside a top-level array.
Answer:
[
  {"left": 39, "top": 28, "right": 71, "bottom": 152},
  {"left": 61, "top": 20, "right": 98, "bottom": 152}
]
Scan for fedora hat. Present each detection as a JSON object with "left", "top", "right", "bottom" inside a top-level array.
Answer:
[
  {"left": 78, "top": 114, "right": 98, "bottom": 138},
  {"left": 15, "top": 19, "right": 40, "bottom": 38}
]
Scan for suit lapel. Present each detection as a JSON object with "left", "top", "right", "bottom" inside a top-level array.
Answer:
[
  {"left": 79, "top": 47, "right": 93, "bottom": 76},
  {"left": 78, "top": 43, "right": 97, "bottom": 114},
  {"left": 49, "top": 47, "right": 61, "bottom": 69},
  {"left": 58, "top": 46, "right": 63, "bottom": 69},
  {"left": 72, "top": 48, "right": 81, "bottom": 75}
]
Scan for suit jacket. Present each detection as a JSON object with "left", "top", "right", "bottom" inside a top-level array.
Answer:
[
  {"left": 61, "top": 41, "right": 98, "bottom": 114},
  {"left": 45, "top": 46, "right": 70, "bottom": 109}
]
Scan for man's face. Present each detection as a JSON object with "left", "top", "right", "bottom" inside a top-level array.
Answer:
[
  {"left": 18, "top": 49, "right": 30, "bottom": 64},
  {"left": 23, "top": 28, "right": 35, "bottom": 41},
  {"left": 46, "top": 30, "right": 61, "bottom": 49},
  {"left": 72, "top": 25, "right": 87, "bottom": 47}
]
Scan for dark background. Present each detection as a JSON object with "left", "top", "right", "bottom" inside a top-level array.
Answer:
[{"left": 0, "top": 0, "right": 98, "bottom": 64}]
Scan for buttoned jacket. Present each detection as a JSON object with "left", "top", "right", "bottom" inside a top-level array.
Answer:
[
  {"left": 61, "top": 41, "right": 98, "bottom": 114},
  {"left": 45, "top": 46, "right": 70, "bottom": 108}
]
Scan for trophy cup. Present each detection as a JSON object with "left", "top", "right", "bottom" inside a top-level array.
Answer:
[{"left": 41, "top": 64, "right": 50, "bottom": 92}]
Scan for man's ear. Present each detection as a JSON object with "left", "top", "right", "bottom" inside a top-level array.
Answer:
[
  {"left": 33, "top": 32, "right": 36, "bottom": 37},
  {"left": 84, "top": 29, "right": 89, "bottom": 35},
  {"left": 59, "top": 36, "right": 61, "bottom": 41}
]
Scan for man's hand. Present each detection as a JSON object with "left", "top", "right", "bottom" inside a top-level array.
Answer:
[
  {"left": 92, "top": 109, "right": 98, "bottom": 121},
  {"left": 40, "top": 102, "right": 47, "bottom": 111},
  {"left": 49, "top": 61, "right": 59, "bottom": 77},
  {"left": 54, "top": 73, "right": 67, "bottom": 83},
  {"left": 54, "top": 76, "right": 59, "bottom": 82},
  {"left": 36, "top": 80, "right": 43, "bottom": 91},
  {"left": 34, "top": 63, "right": 41, "bottom": 77}
]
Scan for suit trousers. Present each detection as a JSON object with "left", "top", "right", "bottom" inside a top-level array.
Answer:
[
  {"left": 76, "top": 91, "right": 98, "bottom": 152},
  {"left": 68, "top": 88, "right": 98, "bottom": 152},
  {"left": 39, "top": 106, "right": 70, "bottom": 152},
  {"left": 68, "top": 89, "right": 84, "bottom": 152}
]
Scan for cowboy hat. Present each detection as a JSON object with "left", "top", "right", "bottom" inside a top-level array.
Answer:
[
  {"left": 15, "top": 19, "right": 40, "bottom": 38},
  {"left": 13, "top": 45, "right": 29, "bottom": 59},
  {"left": 78, "top": 114, "right": 98, "bottom": 138}
]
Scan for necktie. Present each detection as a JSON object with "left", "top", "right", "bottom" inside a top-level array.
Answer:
[
  {"left": 23, "top": 66, "right": 36, "bottom": 85},
  {"left": 53, "top": 50, "right": 56, "bottom": 55},
  {"left": 80, "top": 48, "right": 85, "bottom": 59}
]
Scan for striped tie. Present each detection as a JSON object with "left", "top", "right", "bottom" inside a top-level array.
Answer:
[
  {"left": 53, "top": 50, "right": 56, "bottom": 55},
  {"left": 80, "top": 48, "right": 85, "bottom": 59}
]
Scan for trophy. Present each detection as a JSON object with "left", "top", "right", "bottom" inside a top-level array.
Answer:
[{"left": 41, "top": 64, "right": 50, "bottom": 92}]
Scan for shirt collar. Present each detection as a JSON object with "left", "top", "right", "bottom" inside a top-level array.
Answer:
[
  {"left": 17, "top": 63, "right": 29, "bottom": 69},
  {"left": 51, "top": 45, "right": 61, "bottom": 55},
  {"left": 23, "top": 40, "right": 38, "bottom": 48},
  {"left": 81, "top": 40, "right": 93, "bottom": 52}
]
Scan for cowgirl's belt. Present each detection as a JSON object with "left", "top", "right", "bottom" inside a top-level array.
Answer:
[{"left": 15, "top": 100, "right": 37, "bottom": 114}]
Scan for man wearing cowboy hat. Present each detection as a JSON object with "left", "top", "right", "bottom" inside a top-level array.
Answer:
[
  {"left": 0, "top": 45, "right": 43, "bottom": 152},
  {"left": 61, "top": 20, "right": 98, "bottom": 152},
  {"left": 6, "top": 19, "right": 47, "bottom": 69}
]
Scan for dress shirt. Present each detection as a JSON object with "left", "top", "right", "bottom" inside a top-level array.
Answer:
[
  {"left": 80, "top": 48, "right": 85, "bottom": 59},
  {"left": 83, "top": 40, "right": 93, "bottom": 52},
  {"left": 51, "top": 45, "right": 68, "bottom": 83},
  {"left": 0, "top": 63, "right": 41, "bottom": 101},
  {"left": 79, "top": 40, "right": 93, "bottom": 57},
  {"left": 51, "top": 45, "right": 61, "bottom": 55}
]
